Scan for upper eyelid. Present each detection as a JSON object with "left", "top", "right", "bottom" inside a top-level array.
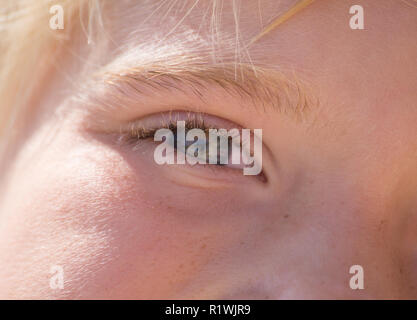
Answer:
[
  {"left": 119, "top": 110, "right": 244, "bottom": 135},
  {"left": 124, "top": 119, "right": 211, "bottom": 140}
]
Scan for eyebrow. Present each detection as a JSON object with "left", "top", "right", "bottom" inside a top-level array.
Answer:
[{"left": 79, "top": 59, "right": 315, "bottom": 120}]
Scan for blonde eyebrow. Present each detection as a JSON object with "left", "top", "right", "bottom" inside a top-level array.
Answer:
[{"left": 85, "top": 63, "right": 315, "bottom": 119}]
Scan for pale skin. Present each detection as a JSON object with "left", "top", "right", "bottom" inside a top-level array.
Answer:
[{"left": 0, "top": 0, "right": 417, "bottom": 299}]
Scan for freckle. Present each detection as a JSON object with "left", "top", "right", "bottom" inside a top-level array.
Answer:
[
  {"left": 378, "top": 219, "right": 386, "bottom": 231},
  {"left": 201, "top": 243, "right": 207, "bottom": 249},
  {"left": 284, "top": 214, "right": 289, "bottom": 218}
]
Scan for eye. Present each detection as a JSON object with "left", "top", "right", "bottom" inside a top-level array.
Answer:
[
  {"left": 118, "top": 111, "right": 262, "bottom": 175},
  {"left": 176, "top": 127, "right": 241, "bottom": 167},
  {"left": 121, "top": 111, "right": 241, "bottom": 167}
]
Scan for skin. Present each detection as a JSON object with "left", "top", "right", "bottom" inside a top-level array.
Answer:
[{"left": 0, "top": 0, "right": 417, "bottom": 299}]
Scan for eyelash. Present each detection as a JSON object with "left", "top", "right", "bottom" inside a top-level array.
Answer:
[
  {"left": 126, "top": 117, "right": 211, "bottom": 141},
  {"left": 120, "top": 116, "right": 237, "bottom": 167}
]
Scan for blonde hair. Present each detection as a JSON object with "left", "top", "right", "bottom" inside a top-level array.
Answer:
[{"left": 0, "top": 1, "right": 99, "bottom": 158}]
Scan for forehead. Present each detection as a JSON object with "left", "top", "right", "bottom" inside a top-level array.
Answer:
[
  {"left": 106, "top": 0, "right": 297, "bottom": 35},
  {"left": 95, "top": 0, "right": 410, "bottom": 69},
  {"left": 99, "top": 0, "right": 302, "bottom": 62}
]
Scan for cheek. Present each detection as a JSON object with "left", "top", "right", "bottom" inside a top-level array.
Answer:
[{"left": 0, "top": 135, "right": 251, "bottom": 299}]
